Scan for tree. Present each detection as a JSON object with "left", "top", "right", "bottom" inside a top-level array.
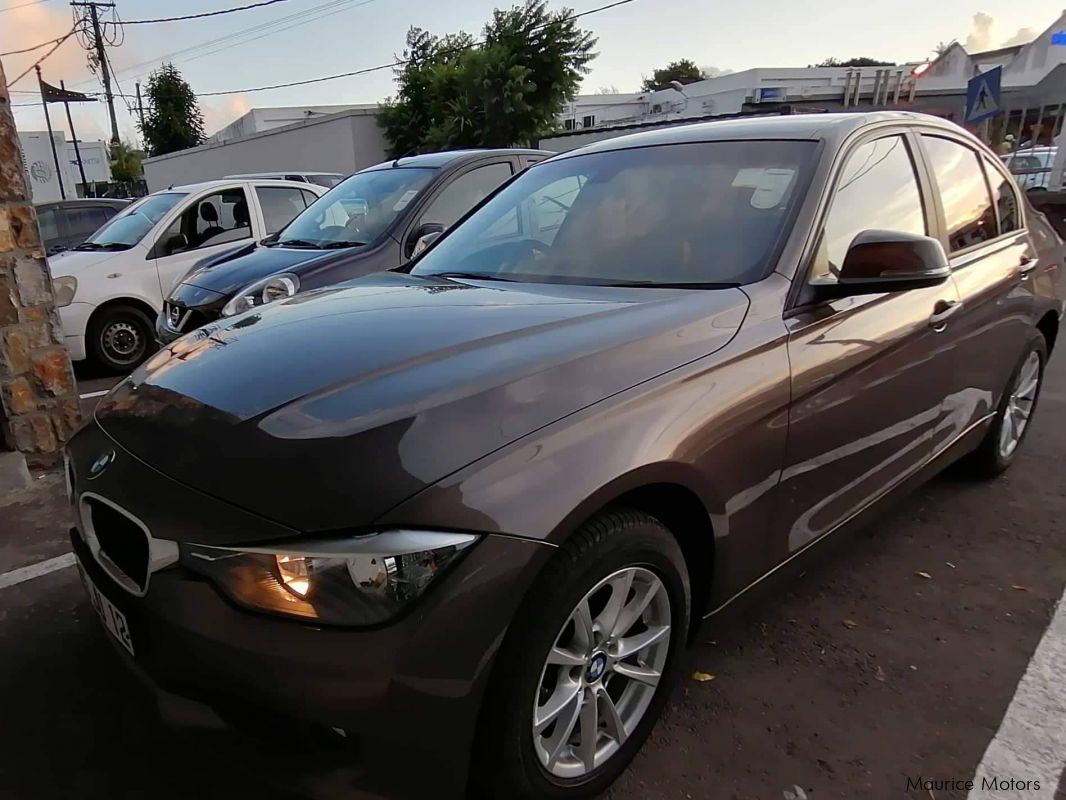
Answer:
[
  {"left": 934, "top": 39, "right": 958, "bottom": 56},
  {"left": 378, "top": 1, "right": 596, "bottom": 157},
  {"left": 139, "top": 63, "right": 205, "bottom": 157},
  {"left": 814, "top": 57, "right": 897, "bottom": 67},
  {"left": 108, "top": 141, "right": 142, "bottom": 183},
  {"left": 640, "top": 59, "right": 703, "bottom": 92}
]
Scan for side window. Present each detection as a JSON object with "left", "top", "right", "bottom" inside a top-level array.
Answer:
[
  {"left": 159, "top": 188, "right": 251, "bottom": 254},
  {"left": 300, "top": 189, "right": 319, "bottom": 208},
  {"left": 813, "top": 136, "right": 926, "bottom": 281},
  {"left": 921, "top": 136, "right": 996, "bottom": 253},
  {"left": 982, "top": 157, "right": 1021, "bottom": 236},
  {"left": 37, "top": 209, "right": 59, "bottom": 243},
  {"left": 529, "top": 175, "right": 585, "bottom": 244},
  {"left": 256, "top": 186, "right": 309, "bottom": 234},
  {"left": 418, "top": 163, "right": 514, "bottom": 232},
  {"left": 1008, "top": 155, "right": 1041, "bottom": 174}
]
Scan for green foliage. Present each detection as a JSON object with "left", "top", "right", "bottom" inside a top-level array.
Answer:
[
  {"left": 378, "top": 1, "right": 597, "bottom": 157},
  {"left": 815, "top": 57, "right": 897, "bottom": 67},
  {"left": 108, "top": 141, "right": 143, "bottom": 183},
  {"left": 139, "top": 63, "right": 205, "bottom": 157},
  {"left": 640, "top": 59, "right": 704, "bottom": 92}
]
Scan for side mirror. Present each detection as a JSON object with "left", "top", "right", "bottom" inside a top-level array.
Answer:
[
  {"left": 260, "top": 232, "right": 279, "bottom": 246},
  {"left": 832, "top": 230, "right": 950, "bottom": 295},
  {"left": 164, "top": 233, "right": 189, "bottom": 255},
  {"left": 408, "top": 222, "right": 444, "bottom": 258}
]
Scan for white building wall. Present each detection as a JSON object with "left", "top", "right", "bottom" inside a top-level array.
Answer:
[
  {"left": 143, "top": 108, "right": 387, "bottom": 191},
  {"left": 209, "top": 104, "right": 376, "bottom": 143}
]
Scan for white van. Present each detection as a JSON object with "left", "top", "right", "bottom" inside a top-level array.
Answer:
[{"left": 49, "top": 178, "right": 326, "bottom": 371}]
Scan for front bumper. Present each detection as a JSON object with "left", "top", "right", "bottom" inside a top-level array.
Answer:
[
  {"left": 59, "top": 301, "right": 94, "bottom": 361},
  {"left": 68, "top": 424, "right": 552, "bottom": 800}
]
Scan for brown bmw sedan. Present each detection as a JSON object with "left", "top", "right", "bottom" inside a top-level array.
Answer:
[{"left": 67, "top": 112, "right": 1063, "bottom": 800}]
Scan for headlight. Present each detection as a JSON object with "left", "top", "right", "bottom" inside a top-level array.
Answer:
[
  {"left": 221, "top": 272, "right": 300, "bottom": 317},
  {"left": 180, "top": 530, "right": 478, "bottom": 625},
  {"left": 53, "top": 276, "right": 77, "bottom": 307}
]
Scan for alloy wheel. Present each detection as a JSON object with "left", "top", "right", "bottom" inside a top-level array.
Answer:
[
  {"left": 999, "top": 350, "right": 1041, "bottom": 459},
  {"left": 532, "top": 566, "right": 671, "bottom": 780}
]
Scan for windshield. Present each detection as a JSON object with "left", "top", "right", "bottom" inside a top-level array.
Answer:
[
  {"left": 275, "top": 167, "right": 436, "bottom": 248},
  {"left": 81, "top": 192, "right": 187, "bottom": 249},
  {"left": 412, "top": 141, "right": 817, "bottom": 286}
]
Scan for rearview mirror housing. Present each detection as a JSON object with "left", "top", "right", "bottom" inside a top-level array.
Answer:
[
  {"left": 407, "top": 222, "right": 445, "bottom": 259},
  {"left": 825, "top": 230, "right": 950, "bottom": 296},
  {"left": 164, "top": 233, "right": 189, "bottom": 256}
]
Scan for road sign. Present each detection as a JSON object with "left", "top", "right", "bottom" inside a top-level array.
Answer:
[{"left": 966, "top": 67, "right": 1002, "bottom": 124}]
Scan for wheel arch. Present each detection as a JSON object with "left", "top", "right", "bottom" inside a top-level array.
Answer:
[
  {"left": 1037, "top": 310, "right": 1059, "bottom": 354},
  {"left": 547, "top": 464, "right": 720, "bottom": 640},
  {"left": 87, "top": 296, "right": 159, "bottom": 330}
]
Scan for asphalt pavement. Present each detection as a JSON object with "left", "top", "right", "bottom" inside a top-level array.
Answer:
[{"left": 1, "top": 356, "right": 1064, "bottom": 800}]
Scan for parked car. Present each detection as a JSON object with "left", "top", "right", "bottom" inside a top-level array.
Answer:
[
  {"left": 48, "top": 178, "right": 327, "bottom": 372},
  {"left": 225, "top": 171, "right": 346, "bottom": 188},
  {"left": 1002, "top": 146, "right": 1057, "bottom": 192},
  {"left": 157, "top": 148, "right": 549, "bottom": 345},
  {"left": 34, "top": 198, "right": 129, "bottom": 255},
  {"left": 68, "top": 112, "right": 1063, "bottom": 800}
]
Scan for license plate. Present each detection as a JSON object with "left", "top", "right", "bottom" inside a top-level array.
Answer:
[{"left": 78, "top": 564, "right": 135, "bottom": 656}]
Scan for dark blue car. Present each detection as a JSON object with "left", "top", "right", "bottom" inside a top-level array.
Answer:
[{"left": 158, "top": 148, "right": 549, "bottom": 343}]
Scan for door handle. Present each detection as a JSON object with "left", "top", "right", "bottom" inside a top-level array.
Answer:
[
  {"left": 1019, "top": 256, "right": 1039, "bottom": 278},
  {"left": 929, "top": 299, "right": 963, "bottom": 331}
]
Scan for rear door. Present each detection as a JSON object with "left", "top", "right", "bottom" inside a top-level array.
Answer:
[
  {"left": 253, "top": 184, "right": 316, "bottom": 236},
  {"left": 916, "top": 133, "right": 1036, "bottom": 439},
  {"left": 779, "top": 131, "right": 963, "bottom": 554}
]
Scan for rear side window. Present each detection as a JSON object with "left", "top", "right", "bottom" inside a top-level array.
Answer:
[
  {"left": 813, "top": 135, "right": 925, "bottom": 282},
  {"left": 921, "top": 136, "right": 997, "bottom": 253},
  {"left": 981, "top": 156, "right": 1021, "bottom": 236}
]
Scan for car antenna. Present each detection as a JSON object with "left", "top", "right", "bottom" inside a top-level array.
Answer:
[{"left": 392, "top": 149, "right": 417, "bottom": 167}]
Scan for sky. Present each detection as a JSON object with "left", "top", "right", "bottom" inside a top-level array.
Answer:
[{"left": 2, "top": 0, "right": 1064, "bottom": 144}]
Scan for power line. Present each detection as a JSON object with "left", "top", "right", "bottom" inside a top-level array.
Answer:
[
  {"left": 71, "top": 0, "right": 362, "bottom": 88},
  {"left": 122, "top": 0, "right": 294, "bottom": 24},
  {"left": 0, "top": 0, "right": 56, "bottom": 13},
  {"left": 198, "top": 0, "right": 636, "bottom": 97},
  {"left": 1, "top": 31, "right": 71, "bottom": 56},
  {"left": 4, "top": 29, "right": 78, "bottom": 87}
]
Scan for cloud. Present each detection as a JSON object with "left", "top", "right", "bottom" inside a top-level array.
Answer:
[
  {"left": 700, "top": 65, "right": 734, "bottom": 79},
  {"left": 0, "top": 3, "right": 92, "bottom": 89},
  {"left": 200, "top": 93, "right": 252, "bottom": 137},
  {"left": 965, "top": 12, "right": 995, "bottom": 52},
  {"left": 1001, "top": 27, "right": 1037, "bottom": 47}
]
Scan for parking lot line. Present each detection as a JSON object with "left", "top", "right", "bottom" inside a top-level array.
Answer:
[
  {"left": 967, "top": 590, "right": 1066, "bottom": 799},
  {"left": 0, "top": 553, "right": 76, "bottom": 590}
]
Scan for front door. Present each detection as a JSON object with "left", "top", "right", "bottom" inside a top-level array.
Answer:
[
  {"left": 778, "top": 133, "right": 963, "bottom": 555},
  {"left": 152, "top": 187, "right": 254, "bottom": 301},
  {"left": 916, "top": 134, "right": 1036, "bottom": 440}
]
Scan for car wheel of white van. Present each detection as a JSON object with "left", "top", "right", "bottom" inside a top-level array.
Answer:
[
  {"left": 87, "top": 305, "right": 155, "bottom": 373},
  {"left": 474, "top": 509, "right": 690, "bottom": 800}
]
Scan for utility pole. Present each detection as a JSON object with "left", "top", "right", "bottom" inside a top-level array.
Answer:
[
  {"left": 71, "top": 1, "right": 119, "bottom": 145},
  {"left": 134, "top": 80, "right": 145, "bottom": 132}
]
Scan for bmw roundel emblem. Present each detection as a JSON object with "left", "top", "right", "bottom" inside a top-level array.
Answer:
[{"left": 88, "top": 450, "right": 115, "bottom": 478}]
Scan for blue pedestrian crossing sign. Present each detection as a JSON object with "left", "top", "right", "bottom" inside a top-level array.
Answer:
[{"left": 966, "top": 66, "right": 1002, "bottom": 123}]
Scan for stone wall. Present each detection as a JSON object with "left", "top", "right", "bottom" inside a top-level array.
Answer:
[{"left": 0, "top": 60, "right": 81, "bottom": 464}]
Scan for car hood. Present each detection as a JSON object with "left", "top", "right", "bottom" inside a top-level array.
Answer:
[
  {"left": 47, "top": 246, "right": 141, "bottom": 277},
  {"left": 95, "top": 272, "right": 749, "bottom": 534},
  {"left": 179, "top": 242, "right": 361, "bottom": 300}
]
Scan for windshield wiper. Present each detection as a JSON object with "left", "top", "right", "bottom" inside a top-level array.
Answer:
[
  {"left": 431, "top": 271, "right": 520, "bottom": 282},
  {"left": 73, "top": 242, "right": 131, "bottom": 251},
  {"left": 320, "top": 240, "right": 368, "bottom": 249},
  {"left": 275, "top": 238, "right": 323, "bottom": 249}
]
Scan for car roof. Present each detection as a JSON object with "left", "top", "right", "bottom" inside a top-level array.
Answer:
[
  {"left": 225, "top": 171, "right": 344, "bottom": 178},
  {"left": 366, "top": 148, "right": 552, "bottom": 170},
  {"left": 35, "top": 198, "right": 129, "bottom": 209},
  {"left": 160, "top": 178, "right": 316, "bottom": 193},
  {"left": 551, "top": 111, "right": 969, "bottom": 159}
]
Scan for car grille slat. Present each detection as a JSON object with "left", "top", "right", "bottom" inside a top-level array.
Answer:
[{"left": 86, "top": 497, "right": 150, "bottom": 592}]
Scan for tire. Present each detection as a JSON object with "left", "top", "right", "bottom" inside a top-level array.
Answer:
[
  {"left": 473, "top": 508, "right": 690, "bottom": 800},
  {"left": 960, "top": 331, "right": 1047, "bottom": 479},
  {"left": 87, "top": 304, "right": 156, "bottom": 373}
]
